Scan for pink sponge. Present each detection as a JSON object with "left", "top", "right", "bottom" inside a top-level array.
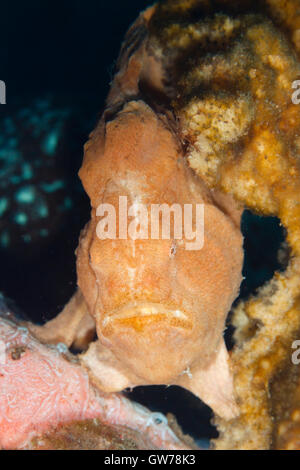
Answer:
[{"left": 0, "top": 313, "right": 193, "bottom": 450}]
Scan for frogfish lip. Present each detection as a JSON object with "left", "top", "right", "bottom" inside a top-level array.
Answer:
[
  {"left": 101, "top": 302, "right": 193, "bottom": 333},
  {"left": 99, "top": 302, "right": 196, "bottom": 383}
]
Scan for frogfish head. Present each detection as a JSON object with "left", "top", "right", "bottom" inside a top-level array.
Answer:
[{"left": 76, "top": 100, "right": 244, "bottom": 385}]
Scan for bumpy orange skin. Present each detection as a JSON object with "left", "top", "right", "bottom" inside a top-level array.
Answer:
[{"left": 77, "top": 99, "right": 243, "bottom": 388}]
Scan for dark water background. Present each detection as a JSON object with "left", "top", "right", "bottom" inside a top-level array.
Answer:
[{"left": 0, "top": 0, "right": 285, "bottom": 444}]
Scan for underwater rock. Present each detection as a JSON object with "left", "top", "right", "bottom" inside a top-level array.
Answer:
[{"left": 271, "top": 345, "right": 300, "bottom": 450}]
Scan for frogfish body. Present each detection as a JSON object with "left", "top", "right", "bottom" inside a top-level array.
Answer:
[{"left": 76, "top": 5, "right": 244, "bottom": 420}]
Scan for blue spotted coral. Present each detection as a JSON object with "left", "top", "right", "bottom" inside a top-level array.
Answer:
[{"left": 0, "top": 97, "right": 85, "bottom": 250}]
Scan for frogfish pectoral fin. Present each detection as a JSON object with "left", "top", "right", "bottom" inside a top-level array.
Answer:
[
  {"left": 175, "top": 340, "right": 239, "bottom": 420},
  {"left": 79, "top": 340, "right": 137, "bottom": 392}
]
